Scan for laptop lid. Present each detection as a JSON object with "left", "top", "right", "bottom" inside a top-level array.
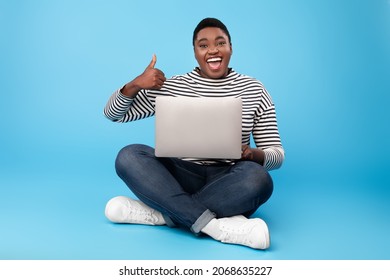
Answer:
[{"left": 154, "top": 96, "right": 242, "bottom": 159}]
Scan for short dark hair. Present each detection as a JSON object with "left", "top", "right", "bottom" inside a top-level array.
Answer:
[{"left": 192, "top": 18, "right": 231, "bottom": 46}]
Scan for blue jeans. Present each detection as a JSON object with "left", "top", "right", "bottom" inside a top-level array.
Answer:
[{"left": 115, "top": 144, "right": 273, "bottom": 234}]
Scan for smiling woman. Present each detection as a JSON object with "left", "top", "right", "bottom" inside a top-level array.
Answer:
[
  {"left": 103, "top": 17, "right": 284, "bottom": 250},
  {"left": 194, "top": 26, "right": 233, "bottom": 79},
  {"left": 192, "top": 18, "right": 233, "bottom": 79}
]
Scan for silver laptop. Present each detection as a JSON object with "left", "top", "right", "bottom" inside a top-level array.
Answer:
[{"left": 154, "top": 96, "right": 242, "bottom": 159}]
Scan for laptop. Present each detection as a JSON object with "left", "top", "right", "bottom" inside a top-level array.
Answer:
[{"left": 154, "top": 96, "right": 242, "bottom": 159}]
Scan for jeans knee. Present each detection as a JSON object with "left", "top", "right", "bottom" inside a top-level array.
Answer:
[
  {"left": 239, "top": 161, "right": 274, "bottom": 200},
  {"left": 115, "top": 144, "right": 153, "bottom": 175}
]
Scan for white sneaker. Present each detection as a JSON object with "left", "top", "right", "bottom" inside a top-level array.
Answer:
[
  {"left": 105, "top": 196, "right": 166, "bottom": 225},
  {"left": 216, "top": 215, "right": 270, "bottom": 249}
]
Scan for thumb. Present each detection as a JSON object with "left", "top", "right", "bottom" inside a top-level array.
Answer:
[{"left": 146, "top": 54, "right": 157, "bottom": 69}]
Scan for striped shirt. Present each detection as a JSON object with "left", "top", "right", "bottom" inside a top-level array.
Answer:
[{"left": 104, "top": 68, "right": 284, "bottom": 170}]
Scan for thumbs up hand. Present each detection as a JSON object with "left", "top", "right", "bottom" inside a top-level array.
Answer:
[
  {"left": 121, "top": 54, "right": 166, "bottom": 97},
  {"left": 146, "top": 53, "right": 157, "bottom": 69},
  {"left": 138, "top": 54, "right": 166, "bottom": 89}
]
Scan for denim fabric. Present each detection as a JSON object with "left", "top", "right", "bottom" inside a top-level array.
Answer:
[{"left": 115, "top": 144, "right": 273, "bottom": 234}]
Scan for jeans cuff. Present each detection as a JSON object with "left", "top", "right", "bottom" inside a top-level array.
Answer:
[
  {"left": 162, "top": 214, "right": 176, "bottom": 228},
  {"left": 190, "top": 209, "right": 216, "bottom": 235}
]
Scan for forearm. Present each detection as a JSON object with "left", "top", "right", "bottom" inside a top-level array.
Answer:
[
  {"left": 263, "top": 146, "right": 284, "bottom": 170},
  {"left": 103, "top": 86, "right": 156, "bottom": 123},
  {"left": 121, "top": 80, "right": 142, "bottom": 98},
  {"left": 252, "top": 103, "right": 284, "bottom": 170},
  {"left": 103, "top": 89, "right": 134, "bottom": 122},
  {"left": 251, "top": 148, "right": 265, "bottom": 166}
]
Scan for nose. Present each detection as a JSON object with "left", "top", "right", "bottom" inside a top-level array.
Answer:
[{"left": 208, "top": 46, "right": 219, "bottom": 54}]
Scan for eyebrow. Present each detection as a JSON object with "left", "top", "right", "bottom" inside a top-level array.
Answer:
[{"left": 197, "top": 36, "right": 227, "bottom": 43}]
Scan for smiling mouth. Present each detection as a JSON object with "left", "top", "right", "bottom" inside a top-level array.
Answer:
[{"left": 207, "top": 57, "right": 222, "bottom": 70}]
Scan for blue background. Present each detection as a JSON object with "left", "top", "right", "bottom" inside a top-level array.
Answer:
[{"left": 1, "top": 0, "right": 389, "bottom": 259}]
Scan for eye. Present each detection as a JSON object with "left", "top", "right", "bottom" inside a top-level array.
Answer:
[
  {"left": 199, "top": 44, "right": 208, "bottom": 49},
  {"left": 217, "top": 41, "right": 226, "bottom": 46}
]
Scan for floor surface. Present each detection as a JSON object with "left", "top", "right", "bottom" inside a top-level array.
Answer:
[{"left": 1, "top": 157, "right": 389, "bottom": 259}]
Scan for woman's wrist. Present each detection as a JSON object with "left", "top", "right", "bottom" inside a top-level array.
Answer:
[{"left": 121, "top": 82, "right": 141, "bottom": 98}]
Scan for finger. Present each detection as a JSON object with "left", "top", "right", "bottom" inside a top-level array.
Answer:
[
  {"left": 153, "top": 83, "right": 164, "bottom": 90},
  {"left": 242, "top": 152, "right": 250, "bottom": 160},
  {"left": 155, "top": 73, "right": 166, "bottom": 85},
  {"left": 150, "top": 76, "right": 165, "bottom": 89},
  {"left": 155, "top": 68, "right": 165, "bottom": 77},
  {"left": 241, "top": 146, "right": 252, "bottom": 160},
  {"left": 146, "top": 54, "right": 157, "bottom": 69},
  {"left": 157, "top": 78, "right": 166, "bottom": 88}
]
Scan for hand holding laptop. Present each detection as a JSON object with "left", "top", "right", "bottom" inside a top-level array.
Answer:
[{"left": 241, "top": 144, "right": 265, "bottom": 165}]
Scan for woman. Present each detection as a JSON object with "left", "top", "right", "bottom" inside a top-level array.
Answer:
[{"left": 103, "top": 18, "right": 284, "bottom": 250}]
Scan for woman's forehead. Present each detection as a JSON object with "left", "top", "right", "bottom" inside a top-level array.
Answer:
[{"left": 195, "top": 27, "right": 229, "bottom": 41}]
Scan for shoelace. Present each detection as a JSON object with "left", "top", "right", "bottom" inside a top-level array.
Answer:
[
  {"left": 124, "top": 204, "right": 157, "bottom": 223},
  {"left": 219, "top": 221, "right": 258, "bottom": 245}
]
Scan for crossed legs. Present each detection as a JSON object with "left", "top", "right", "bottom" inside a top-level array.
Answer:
[{"left": 106, "top": 144, "right": 273, "bottom": 249}]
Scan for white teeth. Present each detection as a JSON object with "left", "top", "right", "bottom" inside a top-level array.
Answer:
[{"left": 207, "top": 57, "right": 222, "bottom": 63}]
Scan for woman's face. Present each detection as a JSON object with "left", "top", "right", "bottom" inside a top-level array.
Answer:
[{"left": 194, "top": 27, "right": 232, "bottom": 79}]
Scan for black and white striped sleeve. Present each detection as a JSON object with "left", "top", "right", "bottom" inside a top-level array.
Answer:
[
  {"left": 252, "top": 89, "right": 285, "bottom": 171},
  {"left": 103, "top": 88, "right": 155, "bottom": 122}
]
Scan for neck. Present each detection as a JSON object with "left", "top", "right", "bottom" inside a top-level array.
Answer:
[{"left": 196, "top": 67, "right": 231, "bottom": 79}]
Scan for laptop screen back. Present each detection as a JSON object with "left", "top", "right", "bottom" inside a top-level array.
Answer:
[{"left": 155, "top": 96, "right": 242, "bottom": 159}]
